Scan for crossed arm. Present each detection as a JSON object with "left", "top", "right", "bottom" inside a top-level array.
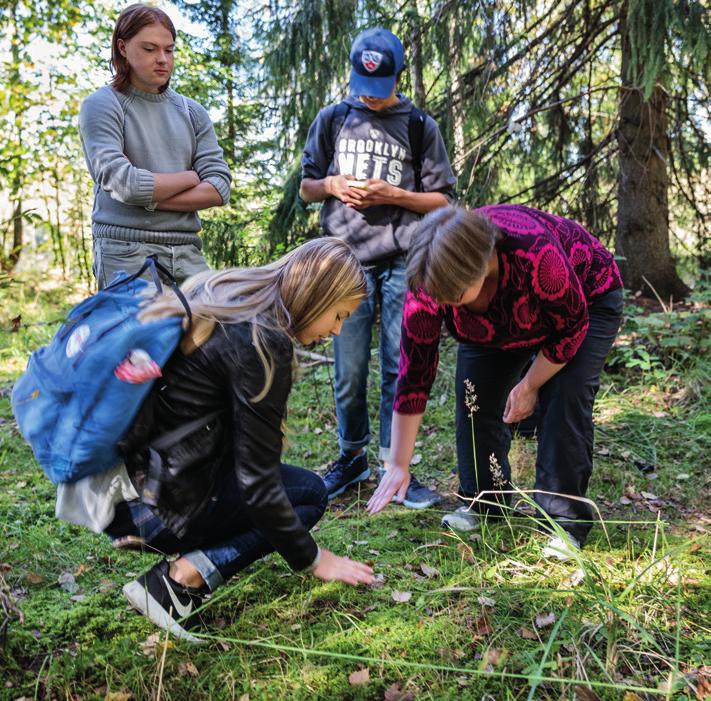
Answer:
[{"left": 152, "top": 172, "right": 223, "bottom": 212}]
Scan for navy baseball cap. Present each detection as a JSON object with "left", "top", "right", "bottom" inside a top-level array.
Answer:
[{"left": 349, "top": 27, "right": 404, "bottom": 99}]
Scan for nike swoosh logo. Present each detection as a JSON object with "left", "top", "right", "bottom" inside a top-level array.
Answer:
[{"left": 162, "top": 576, "right": 193, "bottom": 619}]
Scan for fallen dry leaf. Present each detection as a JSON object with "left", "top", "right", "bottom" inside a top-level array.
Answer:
[
  {"left": 561, "top": 569, "right": 586, "bottom": 588},
  {"left": 485, "top": 648, "right": 506, "bottom": 666},
  {"left": 420, "top": 563, "right": 439, "bottom": 578},
  {"left": 391, "top": 590, "right": 412, "bottom": 603},
  {"left": 370, "top": 573, "right": 386, "bottom": 589},
  {"left": 410, "top": 453, "right": 422, "bottom": 465},
  {"left": 535, "top": 612, "right": 556, "bottom": 629},
  {"left": 57, "top": 571, "right": 78, "bottom": 593},
  {"left": 439, "top": 647, "right": 466, "bottom": 662},
  {"left": 619, "top": 495, "right": 632, "bottom": 505},
  {"left": 178, "top": 661, "right": 199, "bottom": 678},
  {"left": 384, "top": 682, "right": 415, "bottom": 701},
  {"left": 472, "top": 614, "right": 493, "bottom": 637},
  {"left": 641, "top": 491, "right": 659, "bottom": 500},
  {"left": 574, "top": 685, "right": 602, "bottom": 701},
  {"left": 477, "top": 594, "right": 495, "bottom": 608},
  {"left": 518, "top": 626, "right": 538, "bottom": 640},
  {"left": 348, "top": 667, "right": 370, "bottom": 685},
  {"left": 140, "top": 633, "right": 174, "bottom": 656},
  {"left": 26, "top": 572, "right": 43, "bottom": 585},
  {"left": 622, "top": 693, "right": 644, "bottom": 701},
  {"left": 105, "top": 692, "right": 133, "bottom": 701},
  {"left": 696, "top": 676, "right": 711, "bottom": 701},
  {"left": 456, "top": 542, "right": 476, "bottom": 563}
]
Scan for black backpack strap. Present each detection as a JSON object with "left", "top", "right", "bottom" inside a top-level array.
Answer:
[
  {"left": 149, "top": 410, "right": 221, "bottom": 452},
  {"left": 408, "top": 107, "right": 426, "bottom": 192},
  {"left": 326, "top": 100, "right": 352, "bottom": 171}
]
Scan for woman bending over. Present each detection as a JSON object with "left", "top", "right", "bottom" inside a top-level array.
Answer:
[{"left": 368, "top": 204, "right": 623, "bottom": 560}]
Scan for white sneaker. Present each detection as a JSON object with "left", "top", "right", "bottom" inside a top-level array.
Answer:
[
  {"left": 441, "top": 506, "right": 480, "bottom": 532},
  {"left": 542, "top": 533, "right": 581, "bottom": 562}
]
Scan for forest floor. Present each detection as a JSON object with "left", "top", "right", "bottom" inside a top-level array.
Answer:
[{"left": 0, "top": 271, "right": 709, "bottom": 701}]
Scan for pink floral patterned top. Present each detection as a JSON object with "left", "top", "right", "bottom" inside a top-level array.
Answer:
[{"left": 395, "top": 204, "right": 622, "bottom": 414}]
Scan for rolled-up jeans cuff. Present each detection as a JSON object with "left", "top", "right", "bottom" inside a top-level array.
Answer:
[
  {"left": 339, "top": 437, "right": 370, "bottom": 454},
  {"left": 183, "top": 549, "right": 223, "bottom": 591}
]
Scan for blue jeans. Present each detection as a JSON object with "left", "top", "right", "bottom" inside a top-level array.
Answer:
[
  {"left": 104, "top": 464, "right": 327, "bottom": 591},
  {"left": 454, "top": 288, "right": 623, "bottom": 543},
  {"left": 333, "top": 255, "right": 406, "bottom": 461}
]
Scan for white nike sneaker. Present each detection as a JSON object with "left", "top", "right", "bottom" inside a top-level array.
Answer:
[
  {"left": 441, "top": 506, "right": 480, "bottom": 532},
  {"left": 542, "top": 533, "right": 581, "bottom": 562},
  {"left": 123, "top": 560, "right": 204, "bottom": 642}
]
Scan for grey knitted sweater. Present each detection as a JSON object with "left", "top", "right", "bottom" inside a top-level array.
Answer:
[{"left": 79, "top": 85, "right": 231, "bottom": 246}]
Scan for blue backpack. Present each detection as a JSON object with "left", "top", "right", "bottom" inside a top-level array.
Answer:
[{"left": 11, "top": 257, "right": 192, "bottom": 484}]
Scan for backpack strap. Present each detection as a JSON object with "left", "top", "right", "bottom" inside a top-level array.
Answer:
[
  {"left": 104, "top": 256, "right": 193, "bottom": 330},
  {"left": 408, "top": 107, "right": 426, "bottom": 193},
  {"left": 149, "top": 410, "right": 221, "bottom": 452},
  {"left": 326, "top": 101, "right": 352, "bottom": 170}
]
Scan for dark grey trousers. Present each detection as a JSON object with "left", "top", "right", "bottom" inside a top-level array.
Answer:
[{"left": 454, "top": 288, "right": 623, "bottom": 543}]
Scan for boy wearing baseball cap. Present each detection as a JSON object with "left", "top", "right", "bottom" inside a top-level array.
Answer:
[{"left": 300, "top": 27, "right": 456, "bottom": 508}]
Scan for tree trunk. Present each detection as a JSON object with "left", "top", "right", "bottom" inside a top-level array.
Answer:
[
  {"left": 615, "top": 7, "right": 689, "bottom": 300},
  {"left": 220, "top": 6, "right": 236, "bottom": 161},
  {"left": 6, "top": 0, "right": 23, "bottom": 270},
  {"left": 10, "top": 198, "right": 23, "bottom": 267},
  {"left": 408, "top": 1, "right": 427, "bottom": 110},
  {"left": 447, "top": 11, "right": 465, "bottom": 177}
]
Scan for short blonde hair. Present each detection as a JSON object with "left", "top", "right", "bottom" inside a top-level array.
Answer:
[
  {"left": 141, "top": 238, "right": 366, "bottom": 399},
  {"left": 407, "top": 206, "right": 499, "bottom": 302}
]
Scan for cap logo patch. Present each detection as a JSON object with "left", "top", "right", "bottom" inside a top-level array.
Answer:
[{"left": 361, "top": 50, "right": 383, "bottom": 73}]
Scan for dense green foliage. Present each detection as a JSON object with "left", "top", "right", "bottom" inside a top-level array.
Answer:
[{"left": 0, "top": 0, "right": 708, "bottom": 289}]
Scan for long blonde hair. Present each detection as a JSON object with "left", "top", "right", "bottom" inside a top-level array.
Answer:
[
  {"left": 407, "top": 206, "right": 499, "bottom": 303},
  {"left": 140, "top": 238, "right": 366, "bottom": 400}
]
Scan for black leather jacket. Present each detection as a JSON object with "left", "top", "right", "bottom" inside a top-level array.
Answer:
[{"left": 120, "top": 320, "right": 318, "bottom": 571}]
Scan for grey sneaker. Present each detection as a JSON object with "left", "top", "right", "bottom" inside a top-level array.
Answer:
[
  {"left": 400, "top": 474, "right": 442, "bottom": 509},
  {"left": 441, "top": 506, "right": 480, "bottom": 532},
  {"left": 542, "top": 533, "right": 581, "bottom": 562},
  {"left": 378, "top": 467, "right": 441, "bottom": 509}
]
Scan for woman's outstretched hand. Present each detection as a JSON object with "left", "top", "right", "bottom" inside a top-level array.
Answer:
[
  {"left": 366, "top": 465, "right": 410, "bottom": 515},
  {"left": 311, "top": 549, "right": 375, "bottom": 586},
  {"left": 503, "top": 380, "right": 538, "bottom": 424}
]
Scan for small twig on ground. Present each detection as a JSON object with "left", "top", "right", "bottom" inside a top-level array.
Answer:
[{"left": 295, "top": 348, "right": 333, "bottom": 365}]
